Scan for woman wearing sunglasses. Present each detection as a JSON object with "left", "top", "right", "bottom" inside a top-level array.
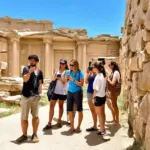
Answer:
[
  {"left": 67, "top": 59, "right": 84, "bottom": 133},
  {"left": 43, "top": 58, "right": 68, "bottom": 130}
]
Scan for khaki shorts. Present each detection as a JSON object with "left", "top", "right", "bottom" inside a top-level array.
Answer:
[{"left": 20, "top": 95, "right": 40, "bottom": 120}]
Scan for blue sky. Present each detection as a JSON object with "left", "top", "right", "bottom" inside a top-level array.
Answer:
[{"left": 0, "top": 0, "right": 126, "bottom": 37}]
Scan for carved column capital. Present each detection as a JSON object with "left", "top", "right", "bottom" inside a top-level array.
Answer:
[
  {"left": 43, "top": 38, "right": 52, "bottom": 45},
  {"left": 10, "top": 37, "right": 20, "bottom": 43},
  {"left": 77, "top": 41, "right": 89, "bottom": 45}
]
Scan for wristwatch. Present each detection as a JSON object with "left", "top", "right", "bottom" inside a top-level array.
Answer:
[{"left": 73, "top": 79, "right": 75, "bottom": 82}]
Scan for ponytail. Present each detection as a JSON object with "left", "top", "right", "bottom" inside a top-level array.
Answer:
[
  {"left": 100, "top": 66, "right": 106, "bottom": 77},
  {"left": 94, "top": 62, "right": 106, "bottom": 77}
]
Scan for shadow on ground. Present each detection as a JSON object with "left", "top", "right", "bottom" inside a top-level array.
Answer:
[
  {"left": 85, "top": 123, "right": 121, "bottom": 146},
  {"left": 10, "top": 136, "right": 35, "bottom": 145}
]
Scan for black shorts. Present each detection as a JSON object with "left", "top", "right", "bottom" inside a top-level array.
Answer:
[
  {"left": 94, "top": 96, "right": 106, "bottom": 107},
  {"left": 50, "top": 93, "right": 67, "bottom": 101},
  {"left": 67, "top": 90, "right": 83, "bottom": 112}
]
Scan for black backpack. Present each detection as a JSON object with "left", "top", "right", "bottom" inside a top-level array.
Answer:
[{"left": 47, "top": 80, "right": 57, "bottom": 101}]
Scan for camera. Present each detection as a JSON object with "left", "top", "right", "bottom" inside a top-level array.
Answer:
[
  {"left": 88, "top": 66, "right": 93, "bottom": 71},
  {"left": 88, "top": 61, "right": 93, "bottom": 71},
  {"left": 57, "top": 74, "right": 61, "bottom": 78}
]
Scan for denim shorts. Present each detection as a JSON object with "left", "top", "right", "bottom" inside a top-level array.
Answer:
[
  {"left": 67, "top": 90, "right": 83, "bottom": 112},
  {"left": 87, "top": 93, "right": 93, "bottom": 101}
]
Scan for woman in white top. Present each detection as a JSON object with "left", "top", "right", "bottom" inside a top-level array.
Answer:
[
  {"left": 107, "top": 61, "right": 121, "bottom": 124},
  {"left": 43, "top": 58, "right": 68, "bottom": 130},
  {"left": 93, "top": 62, "right": 107, "bottom": 135}
]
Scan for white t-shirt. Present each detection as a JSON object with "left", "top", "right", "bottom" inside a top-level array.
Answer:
[
  {"left": 54, "top": 70, "right": 68, "bottom": 95},
  {"left": 113, "top": 71, "right": 120, "bottom": 83},
  {"left": 93, "top": 73, "right": 106, "bottom": 97}
]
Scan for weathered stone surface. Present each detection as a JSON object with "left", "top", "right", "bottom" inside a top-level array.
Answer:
[
  {"left": 0, "top": 108, "right": 10, "bottom": 114},
  {"left": 122, "top": 1, "right": 150, "bottom": 148},
  {"left": 145, "top": 42, "right": 150, "bottom": 54},
  {"left": 0, "top": 95, "right": 21, "bottom": 104},
  {"left": 138, "top": 51, "right": 150, "bottom": 69},
  {"left": 139, "top": 93, "right": 149, "bottom": 124},
  {"left": 145, "top": 122, "right": 150, "bottom": 150},
  {"left": 145, "top": 7, "right": 150, "bottom": 30},
  {"left": 0, "top": 77, "right": 23, "bottom": 94},
  {"left": 142, "top": 29, "right": 150, "bottom": 42},
  {"left": 0, "top": 91, "right": 10, "bottom": 97},
  {"left": 129, "top": 57, "right": 142, "bottom": 71},
  {"left": 140, "top": 0, "right": 149, "bottom": 11},
  {"left": 138, "top": 62, "right": 150, "bottom": 91}
]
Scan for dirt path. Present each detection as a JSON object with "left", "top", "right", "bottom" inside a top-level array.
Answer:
[{"left": 0, "top": 102, "right": 134, "bottom": 150}]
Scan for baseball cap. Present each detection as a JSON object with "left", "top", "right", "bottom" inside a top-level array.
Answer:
[{"left": 60, "top": 58, "right": 67, "bottom": 64}]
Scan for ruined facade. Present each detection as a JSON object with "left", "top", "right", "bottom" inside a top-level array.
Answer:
[
  {"left": 121, "top": 0, "right": 150, "bottom": 149},
  {"left": 0, "top": 16, "right": 120, "bottom": 79}
]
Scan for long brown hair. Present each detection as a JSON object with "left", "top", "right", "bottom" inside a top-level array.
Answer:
[{"left": 71, "top": 59, "right": 80, "bottom": 72}]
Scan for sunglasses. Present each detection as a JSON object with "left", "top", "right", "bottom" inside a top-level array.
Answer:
[
  {"left": 60, "top": 63, "right": 65, "bottom": 65},
  {"left": 70, "top": 64, "right": 74, "bottom": 67}
]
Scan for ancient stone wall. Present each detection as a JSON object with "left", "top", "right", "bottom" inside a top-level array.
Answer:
[
  {"left": 121, "top": 0, "right": 150, "bottom": 149},
  {"left": 0, "top": 16, "right": 53, "bottom": 31}
]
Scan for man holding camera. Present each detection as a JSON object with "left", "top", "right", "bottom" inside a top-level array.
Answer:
[{"left": 16, "top": 55, "right": 43, "bottom": 144}]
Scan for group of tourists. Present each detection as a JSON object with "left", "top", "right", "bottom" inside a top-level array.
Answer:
[{"left": 16, "top": 54, "right": 121, "bottom": 144}]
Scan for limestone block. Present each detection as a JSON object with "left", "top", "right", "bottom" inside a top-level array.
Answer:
[
  {"left": 135, "top": 30, "right": 145, "bottom": 52},
  {"left": 138, "top": 51, "right": 150, "bottom": 69},
  {"left": 131, "top": 73, "right": 139, "bottom": 100},
  {"left": 142, "top": 29, "right": 150, "bottom": 42},
  {"left": 145, "top": 42, "right": 150, "bottom": 54},
  {"left": 122, "top": 30, "right": 128, "bottom": 45},
  {"left": 138, "top": 62, "right": 150, "bottom": 91},
  {"left": 145, "top": 121, "right": 150, "bottom": 150},
  {"left": 0, "top": 95, "right": 21, "bottom": 104},
  {"left": 140, "top": 0, "right": 149, "bottom": 11},
  {"left": 135, "top": 7, "right": 146, "bottom": 27},
  {"left": 133, "top": 115, "right": 146, "bottom": 141},
  {"left": 139, "top": 93, "right": 149, "bottom": 124},
  {"left": 126, "top": 69, "right": 132, "bottom": 80},
  {"left": 129, "top": 57, "right": 142, "bottom": 71},
  {"left": 122, "top": 44, "right": 129, "bottom": 57},
  {"left": 0, "top": 91, "right": 10, "bottom": 97},
  {"left": 0, "top": 108, "right": 10, "bottom": 114},
  {"left": 145, "top": 7, "right": 150, "bottom": 30},
  {"left": 0, "top": 62, "right": 7, "bottom": 69},
  {"left": 0, "top": 77, "right": 23, "bottom": 93},
  {"left": 129, "top": 36, "right": 136, "bottom": 52}
]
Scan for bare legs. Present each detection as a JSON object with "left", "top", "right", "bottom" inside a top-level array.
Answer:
[
  {"left": 21, "top": 120, "right": 28, "bottom": 136},
  {"left": 69, "top": 111, "right": 83, "bottom": 131},
  {"left": 58, "top": 100, "right": 64, "bottom": 122},
  {"left": 48, "top": 100, "right": 65, "bottom": 125},
  {"left": 111, "top": 94, "right": 119, "bottom": 124},
  {"left": 88, "top": 100, "right": 97, "bottom": 128},
  {"left": 107, "top": 99, "right": 115, "bottom": 122},
  {"left": 48, "top": 100, "right": 57, "bottom": 125},
  {"left": 95, "top": 105, "right": 105, "bottom": 132},
  {"left": 32, "top": 117, "right": 39, "bottom": 134}
]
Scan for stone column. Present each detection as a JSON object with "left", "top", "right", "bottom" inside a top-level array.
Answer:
[
  {"left": 77, "top": 42, "right": 83, "bottom": 69},
  {"left": 8, "top": 37, "right": 20, "bottom": 77},
  {"left": 73, "top": 48, "right": 76, "bottom": 59},
  {"left": 82, "top": 43, "right": 87, "bottom": 74},
  {"left": 43, "top": 38, "right": 53, "bottom": 78},
  {"left": 77, "top": 42, "right": 88, "bottom": 73}
]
